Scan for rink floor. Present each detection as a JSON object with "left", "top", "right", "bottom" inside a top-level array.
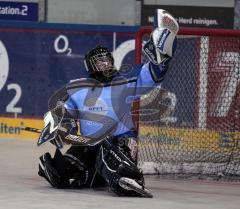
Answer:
[{"left": 0, "top": 138, "right": 240, "bottom": 209}]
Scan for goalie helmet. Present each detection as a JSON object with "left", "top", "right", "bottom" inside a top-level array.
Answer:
[{"left": 84, "top": 46, "right": 116, "bottom": 82}]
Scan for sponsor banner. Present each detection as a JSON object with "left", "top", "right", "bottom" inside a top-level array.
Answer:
[
  {"left": 0, "top": 23, "right": 136, "bottom": 118},
  {"left": 0, "top": 116, "right": 43, "bottom": 139},
  {"left": 139, "top": 126, "right": 240, "bottom": 153},
  {"left": 0, "top": 1, "right": 38, "bottom": 21},
  {"left": 141, "top": 5, "right": 234, "bottom": 29}
]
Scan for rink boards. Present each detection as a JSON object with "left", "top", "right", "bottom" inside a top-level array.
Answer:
[
  {"left": 0, "top": 116, "right": 239, "bottom": 155},
  {"left": 0, "top": 116, "right": 42, "bottom": 140},
  {"left": 139, "top": 125, "right": 240, "bottom": 153}
]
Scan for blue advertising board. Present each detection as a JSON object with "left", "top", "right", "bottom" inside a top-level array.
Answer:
[
  {"left": 0, "top": 22, "right": 138, "bottom": 117},
  {"left": 0, "top": 1, "right": 38, "bottom": 21}
]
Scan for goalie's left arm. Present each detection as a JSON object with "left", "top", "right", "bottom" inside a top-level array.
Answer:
[{"left": 142, "top": 9, "right": 179, "bottom": 83}]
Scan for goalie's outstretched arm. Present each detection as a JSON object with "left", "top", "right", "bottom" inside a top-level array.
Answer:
[
  {"left": 139, "top": 9, "right": 179, "bottom": 85},
  {"left": 144, "top": 9, "right": 179, "bottom": 66},
  {"left": 134, "top": 10, "right": 178, "bottom": 97}
]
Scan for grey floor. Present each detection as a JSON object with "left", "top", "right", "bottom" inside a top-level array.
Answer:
[{"left": 0, "top": 138, "right": 240, "bottom": 209}]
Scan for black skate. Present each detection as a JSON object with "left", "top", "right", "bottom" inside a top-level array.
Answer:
[{"left": 118, "top": 177, "right": 153, "bottom": 198}]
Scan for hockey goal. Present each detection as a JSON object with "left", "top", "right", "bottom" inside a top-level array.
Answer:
[{"left": 135, "top": 27, "right": 240, "bottom": 180}]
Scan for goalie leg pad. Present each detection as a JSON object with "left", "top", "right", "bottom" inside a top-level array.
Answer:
[
  {"left": 38, "top": 148, "right": 90, "bottom": 188},
  {"left": 38, "top": 152, "right": 70, "bottom": 188},
  {"left": 95, "top": 141, "right": 145, "bottom": 196},
  {"left": 65, "top": 145, "right": 106, "bottom": 187}
]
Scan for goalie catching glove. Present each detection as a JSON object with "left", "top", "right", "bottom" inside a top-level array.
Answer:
[{"left": 143, "top": 9, "right": 179, "bottom": 65}]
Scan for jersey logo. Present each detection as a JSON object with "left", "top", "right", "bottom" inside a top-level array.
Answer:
[{"left": 89, "top": 106, "right": 104, "bottom": 111}]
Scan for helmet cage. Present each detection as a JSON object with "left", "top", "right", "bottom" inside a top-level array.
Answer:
[
  {"left": 85, "top": 46, "right": 117, "bottom": 81},
  {"left": 89, "top": 52, "right": 114, "bottom": 73}
]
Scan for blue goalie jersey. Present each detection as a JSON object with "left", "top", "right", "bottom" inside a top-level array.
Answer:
[{"left": 64, "top": 61, "right": 169, "bottom": 139}]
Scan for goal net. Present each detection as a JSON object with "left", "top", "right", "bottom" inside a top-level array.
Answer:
[{"left": 135, "top": 27, "right": 240, "bottom": 180}]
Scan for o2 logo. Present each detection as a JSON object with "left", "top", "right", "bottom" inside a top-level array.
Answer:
[
  {"left": 0, "top": 41, "right": 22, "bottom": 117},
  {"left": 54, "top": 35, "right": 72, "bottom": 56}
]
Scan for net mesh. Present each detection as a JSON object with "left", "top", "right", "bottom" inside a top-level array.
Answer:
[{"left": 135, "top": 28, "right": 240, "bottom": 180}]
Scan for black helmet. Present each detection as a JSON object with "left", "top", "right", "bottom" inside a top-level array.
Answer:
[{"left": 84, "top": 46, "right": 117, "bottom": 82}]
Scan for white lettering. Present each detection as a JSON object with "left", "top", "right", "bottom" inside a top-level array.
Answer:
[
  {"left": 21, "top": 5, "right": 28, "bottom": 16},
  {"left": 0, "top": 5, "right": 29, "bottom": 16},
  {"left": 178, "top": 17, "right": 193, "bottom": 24},
  {"left": 178, "top": 17, "right": 218, "bottom": 27},
  {"left": 110, "top": 150, "right": 122, "bottom": 162},
  {"left": 0, "top": 6, "right": 23, "bottom": 15},
  {"left": 6, "top": 83, "right": 22, "bottom": 117},
  {"left": 54, "top": 35, "right": 72, "bottom": 55}
]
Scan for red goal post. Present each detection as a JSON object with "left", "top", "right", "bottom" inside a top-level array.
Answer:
[{"left": 134, "top": 27, "right": 240, "bottom": 179}]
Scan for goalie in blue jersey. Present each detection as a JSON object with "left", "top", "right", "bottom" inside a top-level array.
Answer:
[{"left": 38, "top": 9, "right": 179, "bottom": 197}]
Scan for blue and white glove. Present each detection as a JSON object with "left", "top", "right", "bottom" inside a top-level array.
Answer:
[{"left": 143, "top": 9, "right": 179, "bottom": 65}]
